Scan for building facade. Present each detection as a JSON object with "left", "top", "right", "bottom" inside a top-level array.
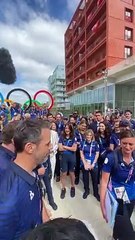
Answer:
[
  {"left": 65, "top": 0, "right": 135, "bottom": 115},
  {"left": 48, "top": 65, "right": 69, "bottom": 111}
]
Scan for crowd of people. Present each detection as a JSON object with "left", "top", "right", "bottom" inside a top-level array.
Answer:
[{"left": 0, "top": 101, "right": 135, "bottom": 240}]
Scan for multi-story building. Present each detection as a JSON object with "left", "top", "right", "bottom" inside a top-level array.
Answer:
[
  {"left": 65, "top": 0, "right": 135, "bottom": 115},
  {"left": 49, "top": 65, "right": 69, "bottom": 111}
]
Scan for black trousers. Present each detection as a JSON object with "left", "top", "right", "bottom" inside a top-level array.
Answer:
[
  {"left": 55, "top": 150, "right": 61, "bottom": 177},
  {"left": 75, "top": 148, "right": 81, "bottom": 179},
  {"left": 113, "top": 201, "right": 135, "bottom": 240},
  {"left": 42, "top": 167, "right": 54, "bottom": 204},
  {"left": 82, "top": 166, "right": 99, "bottom": 197}
]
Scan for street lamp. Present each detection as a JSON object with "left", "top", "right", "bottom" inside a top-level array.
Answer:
[{"left": 102, "top": 69, "right": 108, "bottom": 116}]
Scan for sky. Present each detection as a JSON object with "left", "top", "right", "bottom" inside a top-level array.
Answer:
[{"left": 0, "top": 0, "right": 80, "bottom": 103}]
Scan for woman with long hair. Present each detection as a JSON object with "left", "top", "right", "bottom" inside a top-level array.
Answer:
[
  {"left": 95, "top": 121, "right": 111, "bottom": 183},
  {"left": 59, "top": 124, "right": 77, "bottom": 199},
  {"left": 100, "top": 129, "right": 135, "bottom": 240},
  {"left": 75, "top": 120, "right": 87, "bottom": 184},
  {"left": 50, "top": 122, "right": 59, "bottom": 187}
]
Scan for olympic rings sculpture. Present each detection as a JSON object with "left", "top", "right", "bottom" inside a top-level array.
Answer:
[
  {"left": 0, "top": 88, "right": 54, "bottom": 110},
  {"left": 23, "top": 100, "right": 42, "bottom": 109}
]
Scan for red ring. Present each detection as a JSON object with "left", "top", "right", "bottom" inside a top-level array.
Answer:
[{"left": 33, "top": 90, "right": 54, "bottom": 110}]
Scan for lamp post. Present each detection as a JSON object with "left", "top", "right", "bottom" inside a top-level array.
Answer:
[{"left": 102, "top": 69, "right": 108, "bottom": 116}]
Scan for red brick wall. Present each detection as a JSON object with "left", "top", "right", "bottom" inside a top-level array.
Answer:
[{"left": 106, "top": 0, "right": 135, "bottom": 67}]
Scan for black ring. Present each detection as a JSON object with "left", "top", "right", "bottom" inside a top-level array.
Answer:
[{"left": 6, "top": 88, "right": 32, "bottom": 110}]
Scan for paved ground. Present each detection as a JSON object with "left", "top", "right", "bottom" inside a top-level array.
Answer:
[
  {"left": 48, "top": 180, "right": 112, "bottom": 240},
  {"left": 46, "top": 180, "right": 135, "bottom": 240}
]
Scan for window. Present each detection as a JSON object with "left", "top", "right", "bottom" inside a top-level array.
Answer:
[
  {"left": 125, "top": 27, "right": 133, "bottom": 41},
  {"left": 124, "top": 46, "right": 133, "bottom": 58},
  {"left": 125, "top": 8, "right": 133, "bottom": 22}
]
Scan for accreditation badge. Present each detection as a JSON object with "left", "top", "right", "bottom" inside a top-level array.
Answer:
[{"left": 114, "top": 186, "right": 130, "bottom": 203}]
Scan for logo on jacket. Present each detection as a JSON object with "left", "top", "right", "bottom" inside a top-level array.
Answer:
[{"left": 29, "top": 191, "right": 34, "bottom": 200}]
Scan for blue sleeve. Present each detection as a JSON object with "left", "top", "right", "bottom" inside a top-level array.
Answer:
[
  {"left": 110, "top": 135, "right": 115, "bottom": 144},
  {"left": 131, "top": 120, "right": 135, "bottom": 129},
  {"left": 95, "top": 142, "right": 99, "bottom": 152},
  {"left": 0, "top": 202, "right": 18, "bottom": 240},
  {"left": 0, "top": 173, "right": 18, "bottom": 240},
  {"left": 73, "top": 137, "right": 77, "bottom": 144},
  {"left": 102, "top": 153, "right": 114, "bottom": 173},
  {"left": 75, "top": 130, "right": 80, "bottom": 141}
]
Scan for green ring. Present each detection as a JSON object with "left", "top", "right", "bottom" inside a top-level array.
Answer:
[{"left": 22, "top": 100, "right": 42, "bottom": 109}]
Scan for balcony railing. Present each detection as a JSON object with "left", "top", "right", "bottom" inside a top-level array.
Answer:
[
  {"left": 74, "top": 40, "right": 85, "bottom": 56},
  {"left": 74, "top": 52, "right": 85, "bottom": 67},
  {"left": 86, "top": 37, "right": 106, "bottom": 59},
  {"left": 86, "top": 16, "right": 106, "bottom": 43},
  {"left": 86, "top": 0, "right": 106, "bottom": 29},
  {"left": 87, "top": 57, "right": 106, "bottom": 73}
]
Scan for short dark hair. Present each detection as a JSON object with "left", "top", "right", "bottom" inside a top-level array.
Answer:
[
  {"left": 14, "top": 119, "right": 50, "bottom": 153},
  {"left": 47, "top": 113, "right": 53, "bottom": 118},
  {"left": 120, "top": 129, "right": 135, "bottom": 140},
  {"left": 119, "top": 120, "right": 130, "bottom": 128},
  {"left": 95, "top": 110, "right": 102, "bottom": 115},
  {"left": 23, "top": 218, "right": 95, "bottom": 240},
  {"left": 2, "top": 121, "right": 18, "bottom": 144},
  {"left": 125, "top": 109, "right": 132, "bottom": 114}
]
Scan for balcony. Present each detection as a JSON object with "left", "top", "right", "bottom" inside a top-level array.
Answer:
[
  {"left": 73, "top": 10, "right": 85, "bottom": 33},
  {"left": 56, "top": 81, "right": 65, "bottom": 86},
  {"left": 74, "top": 65, "right": 85, "bottom": 78},
  {"left": 86, "top": 0, "right": 95, "bottom": 14},
  {"left": 86, "top": 16, "right": 106, "bottom": 44},
  {"left": 55, "top": 87, "right": 66, "bottom": 92},
  {"left": 73, "top": 27, "right": 85, "bottom": 46},
  {"left": 86, "top": 0, "right": 106, "bottom": 30},
  {"left": 66, "top": 67, "right": 74, "bottom": 77},
  {"left": 87, "top": 56, "right": 106, "bottom": 74},
  {"left": 66, "top": 48, "right": 73, "bottom": 59},
  {"left": 74, "top": 76, "right": 85, "bottom": 89},
  {"left": 66, "top": 56, "right": 73, "bottom": 67},
  {"left": 65, "top": 29, "right": 72, "bottom": 47},
  {"left": 74, "top": 52, "right": 85, "bottom": 69},
  {"left": 86, "top": 35, "right": 106, "bottom": 59},
  {"left": 74, "top": 40, "right": 85, "bottom": 57}
]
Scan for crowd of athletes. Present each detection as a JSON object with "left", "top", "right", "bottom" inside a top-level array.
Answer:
[{"left": 0, "top": 101, "right": 135, "bottom": 240}]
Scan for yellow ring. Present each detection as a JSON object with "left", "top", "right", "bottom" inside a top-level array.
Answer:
[
  {"left": 0, "top": 99, "right": 14, "bottom": 105},
  {"left": 4, "top": 99, "right": 14, "bottom": 104}
]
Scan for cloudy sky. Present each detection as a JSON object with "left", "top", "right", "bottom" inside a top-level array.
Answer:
[{"left": 0, "top": 0, "right": 80, "bottom": 103}]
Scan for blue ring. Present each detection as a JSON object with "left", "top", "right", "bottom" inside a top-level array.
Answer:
[{"left": 0, "top": 92, "right": 4, "bottom": 105}]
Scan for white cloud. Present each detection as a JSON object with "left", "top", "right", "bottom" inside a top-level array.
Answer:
[{"left": 0, "top": 8, "right": 68, "bottom": 104}]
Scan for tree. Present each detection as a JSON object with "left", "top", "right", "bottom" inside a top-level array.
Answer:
[{"left": 0, "top": 48, "right": 16, "bottom": 84}]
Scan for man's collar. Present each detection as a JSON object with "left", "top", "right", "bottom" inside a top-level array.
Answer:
[
  {"left": 11, "top": 162, "right": 36, "bottom": 185},
  {"left": 0, "top": 145, "right": 15, "bottom": 158}
]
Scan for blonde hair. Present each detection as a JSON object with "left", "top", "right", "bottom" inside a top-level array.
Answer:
[{"left": 85, "top": 129, "right": 95, "bottom": 141}]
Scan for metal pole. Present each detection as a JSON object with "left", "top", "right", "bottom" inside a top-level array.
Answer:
[{"left": 103, "top": 69, "right": 108, "bottom": 116}]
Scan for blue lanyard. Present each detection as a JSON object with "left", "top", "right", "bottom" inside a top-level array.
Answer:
[
  {"left": 83, "top": 141, "right": 93, "bottom": 157},
  {"left": 79, "top": 133, "right": 82, "bottom": 142},
  {"left": 125, "top": 164, "right": 134, "bottom": 183}
]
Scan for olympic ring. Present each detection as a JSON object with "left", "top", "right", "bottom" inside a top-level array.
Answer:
[
  {"left": 0, "top": 89, "right": 54, "bottom": 110},
  {"left": 0, "top": 92, "right": 4, "bottom": 105},
  {"left": 4, "top": 99, "right": 14, "bottom": 104},
  {"left": 34, "top": 90, "right": 54, "bottom": 110},
  {"left": 0, "top": 99, "right": 13, "bottom": 103},
  {"left": 6, "top": 88, "right": 32, "bottom": 111},
  {"left": 22, "top": 100, "right": 42, "bottom": 109}
]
